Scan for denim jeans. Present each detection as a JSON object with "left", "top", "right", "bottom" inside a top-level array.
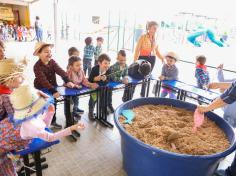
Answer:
[{"left": 83, "top": 58, "right": 92, "bottom": 76}]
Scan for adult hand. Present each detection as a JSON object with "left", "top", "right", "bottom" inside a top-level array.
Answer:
[
  {"left": 53, "top": 92, "right": 60, "bottom": 98},
  {"left": 197, "top": 105, "right": 210, "bottom": 113}
]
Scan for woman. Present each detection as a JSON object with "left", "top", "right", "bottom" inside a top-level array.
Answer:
[
  {"left": 134, "top": 21, "right": 164, "bottom": 97},
  {"left": 198, "top": 80, "right": 236, "bottom": 176}
]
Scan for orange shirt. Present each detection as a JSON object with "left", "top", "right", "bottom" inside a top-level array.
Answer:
[{"left": 134, "top": 34, "right": 156, "bottom": 60}]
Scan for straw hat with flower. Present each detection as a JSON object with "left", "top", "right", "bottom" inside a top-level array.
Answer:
[
  {"left": 8, "top": 85, "right": 53, "bottom": 124},
  {"left": 0, "top": 58, "right": 27, "bottom": 85},
  {"left": 33, "top": 42, "right": 54, "bottom": 56}
]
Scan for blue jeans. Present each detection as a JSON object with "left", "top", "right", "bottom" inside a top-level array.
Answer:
[
  {"left": 83, "top": 58, "right": 92, "bottom": 76},
  {"left": 36, "top": 28, "right": 43, "bottom": 42}
]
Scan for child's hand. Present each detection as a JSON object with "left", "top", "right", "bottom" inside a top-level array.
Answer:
[
  {"left": 217, "top": 64, "right": 223, "bottom": 70},
  {"left": 101, "top": 75, "right": 107, "bottom": 81},
  {"left": 90, "top": 83, "right": 99, "bottom": 89},
  {"left": 53, "top": 92, "right": 60, "bottom": 98},
  {"left": 48, "top": 104, "right": 55, "bottom": 113},
  {"left": 159, "top": 75, "right": 165, "bottom": 80},
  {"left": 37, "top": 91, "right": 49, "bottom": 99},
  {"left": 66, "top": 82, "right": 75, "bottom": 88},
  {"left": 95, "top": 75, "right": 102, "bottom": 81},
  {"left": 70, "top": 122, "right": 85, "bottom": 131},
  {"left": 122, "top": 78, "right": 129, "bottom": 84},
  {"left": 75, "top": 85, "right": 82, "bottom": 89}
]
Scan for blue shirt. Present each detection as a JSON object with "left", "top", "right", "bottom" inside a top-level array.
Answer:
[{"left": 220, "top": 80, "right": 236, "bottom": 104}]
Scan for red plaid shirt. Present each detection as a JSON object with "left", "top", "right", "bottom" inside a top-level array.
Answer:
[
  {"left": 0, "top": 85, "right": 13, "bottom": 121},
  {"left": 34, "top": 59, "right": 69, "bottom": 94}
]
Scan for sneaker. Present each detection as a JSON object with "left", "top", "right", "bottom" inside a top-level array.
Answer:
[
  {"left": 88, "top": 113, "right": 95, "bottom": 121},
  {"left": 73, "top": 113, "right": 81, "bottom": 122},
  {"left": 50, "top": 122, "right": 62, "bottom": 129},
  {"left": 76, "top": 108, "right": 84, "bottom": 114}
]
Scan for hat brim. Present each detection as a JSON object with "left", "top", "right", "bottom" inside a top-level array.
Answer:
[
  {"left": 165, "top": 55, "right": 178, "bottom": 61},
  {"left": 9, "top": 96, "right": 54, "bottom": 124},
  {"left": 33, "top": 44, "right": 54, "bottom": 56}
]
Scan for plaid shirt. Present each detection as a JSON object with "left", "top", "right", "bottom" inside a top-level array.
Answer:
[
  {"left": 110, "top": 62, "right": 128, "bottom": 82},
  {"left": 195, "top": 67, "right": 210, "bottom": 87},
  {"left": 83, "top": 45, "right": 95, "bottom": 60},
  {"left": 34, "top": 59, "right": 69, "bottom": 94},
  {"left": 0, "top": 94, "right": 14, "bottom": 121},
  {"left": 94, "top": 45, "right": 102, "bottom": 60}
]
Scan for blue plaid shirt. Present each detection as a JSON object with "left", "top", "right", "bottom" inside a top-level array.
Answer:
[
  {"left": 195, "top": 68, "right": 210, "bottom": 88},
  {"left": 83, "top": 45, "right": 95, "bottom": 60}
]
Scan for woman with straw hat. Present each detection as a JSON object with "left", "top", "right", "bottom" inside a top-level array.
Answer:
[{"left": 0, "top": 85, "right": 85, "bottom": 176}]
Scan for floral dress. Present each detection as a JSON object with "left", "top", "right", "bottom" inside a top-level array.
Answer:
[{"left": 0, "top": 118, "right": 31, "bottom": 176}]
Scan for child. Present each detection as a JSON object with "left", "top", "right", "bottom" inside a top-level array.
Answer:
[
  {"left": 67, "top": 56, "right": 99, "bottom": 120},
  {"left": 110, "top": 50, "right": 129, "bottom": 103},
  {"left": 0, "top": 85, "right": 85, "bottom": 176},
  {"left": 83, "top": 37, "right": 95, "bottom": 76},
  {"left": 0, "top": 58, "right": 27, "bottom": 121},
  {"left": 68, "top": 46, "right": 80, "bottom": 57},
  {"left": 195, "top": 55, "right": 210, "bottom": 104},
  {"left": 33, "top": 42, "right": 75, "bottom": 129},
  {"left": 159, "top": 52, "right": 179, "bottom": 99},
  {"left": 88, "top": 54, "right": 111, "bottom": 120},
  {"left": 94, "top": 37, "right": 104, "bottom": 65}
]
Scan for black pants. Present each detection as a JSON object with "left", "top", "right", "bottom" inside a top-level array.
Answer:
[
  {"left": 128, "top": 56, "right": 156, "bottom": 99},
  {"left": 139, "top": 56, "right": 155, "bottom": 97}
]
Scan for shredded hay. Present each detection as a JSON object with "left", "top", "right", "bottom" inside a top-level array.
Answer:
[{"left": 119, "top": 105, "right": 230, "bottom": 155}]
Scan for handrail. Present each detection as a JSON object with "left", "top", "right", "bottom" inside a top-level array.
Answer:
[{"left": 179, "top": 59, "right": 236, "bottom": 74}]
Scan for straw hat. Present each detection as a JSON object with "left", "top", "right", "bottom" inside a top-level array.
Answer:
[
  {"left": 0, "top": 58, "right": 27, "bottom": 84},
  {"left": 165, "top": 52, "right": 179, "bottom": 61},
  {"left": 33, "top": 42, "right": 54, "bottom": 56},
  {"left": 9, "top": 85, "right": 52, "bottom": 124}
]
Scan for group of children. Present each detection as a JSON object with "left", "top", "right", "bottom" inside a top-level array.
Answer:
[
  {"left": 158, "top": 52, "right": 210, "bottom": 100},
  {"left": 0, "top": 36, "right": 213, "bottom": 175}
]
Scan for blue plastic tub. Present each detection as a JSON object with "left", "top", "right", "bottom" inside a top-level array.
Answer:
[{"left": 114, "top": 98, "right": 236, "bottom": 176}]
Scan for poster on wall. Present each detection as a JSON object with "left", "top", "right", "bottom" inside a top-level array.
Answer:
[{"left": 0, "top": 6, "right": 14, "bottom": 21}]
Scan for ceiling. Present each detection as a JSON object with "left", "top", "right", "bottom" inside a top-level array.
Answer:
[{"left": 0, "top": 0, "right": 40, "bottom": 6}]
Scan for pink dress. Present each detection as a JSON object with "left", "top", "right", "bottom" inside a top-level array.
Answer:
[{"left": 20, "top": 110, "right": 72, "bottom": 142}]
